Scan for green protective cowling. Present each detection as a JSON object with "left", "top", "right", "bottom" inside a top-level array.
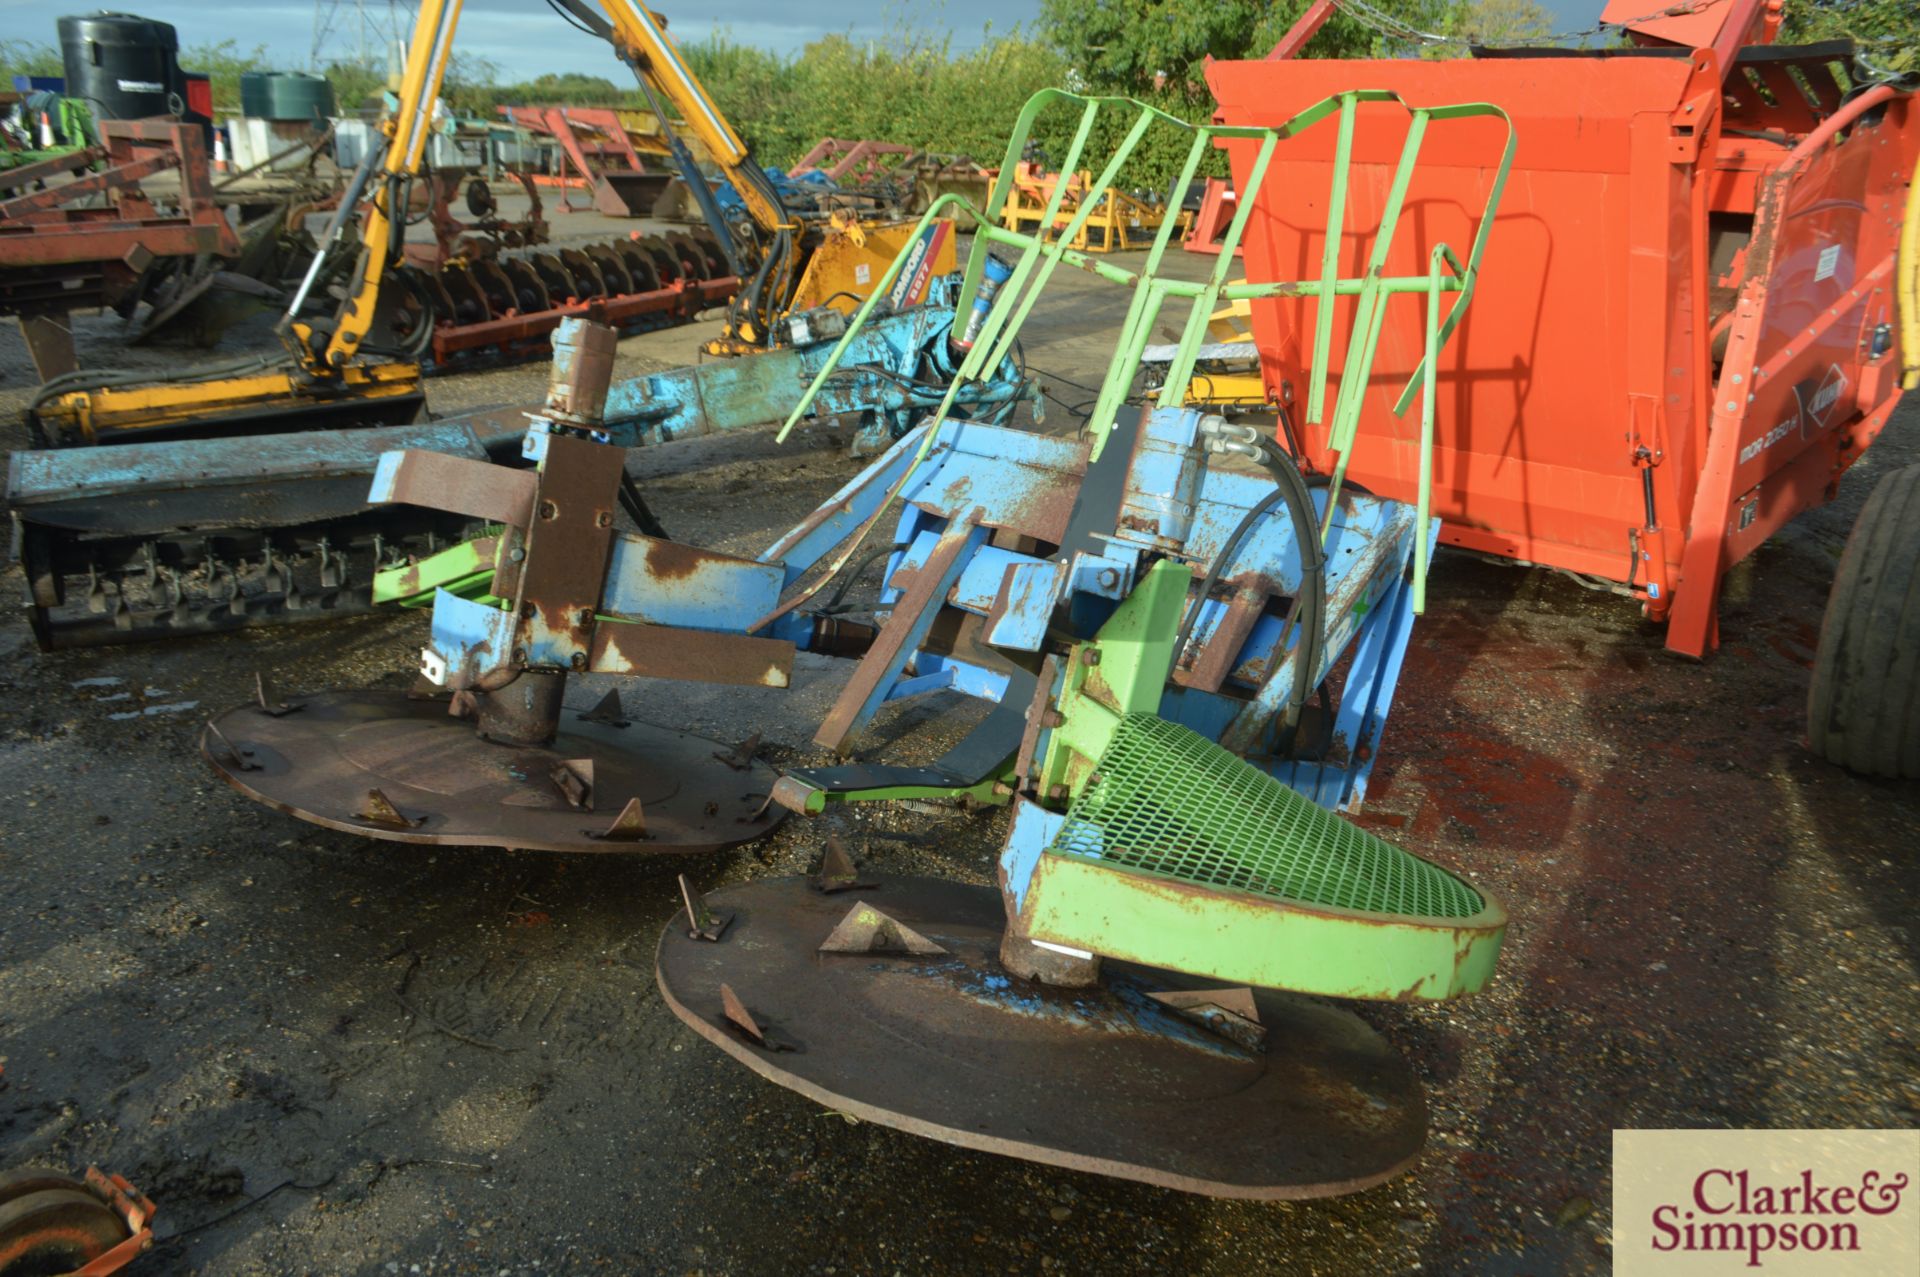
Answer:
[{"left": 1024, "top": 714, "right": 1506, "bottom": 1001}]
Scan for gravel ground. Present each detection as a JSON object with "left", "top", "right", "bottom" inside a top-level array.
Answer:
[{"left": 0, "top": 223, "right": 1916, "bottom": 1276}]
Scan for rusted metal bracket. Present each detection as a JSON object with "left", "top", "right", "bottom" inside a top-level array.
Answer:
[
  {"left": 590, "top": 796, "right": 649, "bottom": 842},
  {"left": 509, "top": 434, "right": 623, "bottom": 672},
  {"left": 813, "top": 513, "right": 988, "bottom": 754},
  {"left": 205, "top": 722, "right": 260, "bottom": 772},
  {"left": 1148, "top": 988, "right": 1268, "bottom": 1053},
  {"left": 371, "top": 449, "right": 539, "bottom": 529},
  {"left": 713, "top": 732, "right": 762, "bottom": 771},
  {"left": 679, "top": 873, "right": 733, "bottom": 941},
  {"left": 255, "top": 673, "right": 302, "bottom": 717},
  {"left": 1013, "top": 655, "right": 1061, "bottom": 786},
  {"left": 356, "top": 788, "right": 425, "bottom": 829},
  {"left": 590, "top": 620, "right": 794, "bottom": 687},
  {"left": 550, "top": 759, "right": 594, "bottom": 810},
  {"left": 720, "top": 982, "right": 796, "bottom": 1052},
  {"left": 818, "top": 902, "right": 948, "bottom": 956},
  {"left": 810, "top": 836, "right": 877, "bottom": 894}
]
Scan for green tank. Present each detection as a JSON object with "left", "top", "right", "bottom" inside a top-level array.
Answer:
[{"left": 238, "top": 71, "right": 335, "bottom": 124}]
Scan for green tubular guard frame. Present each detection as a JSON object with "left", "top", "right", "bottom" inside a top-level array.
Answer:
[
  {"left": 1017, "top": 560, "right": 1504, "bottom": 1001},
  {"left": 373, "top": 531, "right": 503, "bottom": 607},
  {"left": 1028, "top": 713, "right": 1506, "bottom": 1000},
  {"left": 780, "top": 88, "right": 1515, "bottom": 614},
  {"left": 743, "top": 90, "right": 1510, "bottom": 1001}
]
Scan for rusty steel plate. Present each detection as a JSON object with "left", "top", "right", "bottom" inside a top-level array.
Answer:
[
  {"left": 657, "top": 875, "right": 1426, "bottom": 1198},
  {"left": 203, "top": 690, "right": 783, "bottom": 854}
]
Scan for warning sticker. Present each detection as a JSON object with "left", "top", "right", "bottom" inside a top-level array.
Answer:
[{"left": 1814, "top": 243, "right": 1842, "bottom": 282}]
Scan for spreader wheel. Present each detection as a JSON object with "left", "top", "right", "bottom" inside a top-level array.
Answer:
[
  {"left": 1809, "top": 461, "right": 1920, "bottom": 778},
  {"left": 0, "top": 1185, "right": 130, "bottom": 1276},
  {"left": 0, "top": 1173, "right": 93, "bottom": 1212}
]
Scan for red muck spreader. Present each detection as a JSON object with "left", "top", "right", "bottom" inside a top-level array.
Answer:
[{"left": 1208, "top": 0, "right": 1919, "bottom": 774}]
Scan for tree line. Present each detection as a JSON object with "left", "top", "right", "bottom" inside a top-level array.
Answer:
[{"left": 4, "top": 0, "right": 1910, "bottom": 186}]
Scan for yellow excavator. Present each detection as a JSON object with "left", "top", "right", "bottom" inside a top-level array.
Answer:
[{"left": 26, "top": 0, "right": 952, "bottom": 444}]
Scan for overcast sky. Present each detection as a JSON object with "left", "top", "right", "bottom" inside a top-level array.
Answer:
[
  {"left": 5, "top": 0, "right": 1604, "bottom": 81},
  {"left": 4, "top": 0, "right": 1047, "bottom": 79}
]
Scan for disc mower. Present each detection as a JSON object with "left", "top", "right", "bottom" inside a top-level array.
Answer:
[{"left": 202, "top": 87, "right": 1512, "bottom": 1197}]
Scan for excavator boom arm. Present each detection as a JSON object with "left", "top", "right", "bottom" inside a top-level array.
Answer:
[
  {"left": 562, "top": 0, "right": 791, "bottom": 237},
  {"left": 302, "top": 0, "right": 465, "bottom": 372}
]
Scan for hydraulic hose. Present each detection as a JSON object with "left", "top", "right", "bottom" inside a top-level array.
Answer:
[
  {"left": 1172, "top": 486, "right": 1285, "bottom": 662},
  {"left": 28, "top": 352, "right": 285, "bottom": 413},
  {"left": 1186, "top": 420, "right": 1328, "bottom": 736},
  {"left": 729, "top": 227, "right": 782, "bottom": 342}
]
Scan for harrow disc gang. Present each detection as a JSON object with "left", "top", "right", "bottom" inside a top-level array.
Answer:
[{"left": 394, "top": 228, "right": 737, "bottom": 369}]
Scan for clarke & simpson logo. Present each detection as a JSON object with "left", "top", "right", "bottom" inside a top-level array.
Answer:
[
  {"left": 1650, "top": 1167, "right": 1909, "bottom": 1267},
  {"left": 1616, "top": 1130, "right": 1920, "bottom": 1276}
]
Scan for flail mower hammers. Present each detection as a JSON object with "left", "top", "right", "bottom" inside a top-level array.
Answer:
[{"left": 204, "top": 88, "right": 1512, "bottom": 1197}]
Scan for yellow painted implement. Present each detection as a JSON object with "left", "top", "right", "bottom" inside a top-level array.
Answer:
[{"left": 998, "top": 161, "right": 1189, "bottom": 254}]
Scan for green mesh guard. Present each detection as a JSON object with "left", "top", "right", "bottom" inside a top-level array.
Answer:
[{"left": 1046, "top": 715, "right": 1484, "bottom": 920}]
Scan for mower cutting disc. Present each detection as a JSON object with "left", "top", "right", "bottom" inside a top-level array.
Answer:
[
  {"left": 203, "top": 690, "right": 783, "bottom": 854},
  {"left": 657, "top": 875, "right": 1426, "bottom": 1198},
  {"left": 0, "top": 1185, "right": 129, "bottom": 1276}
]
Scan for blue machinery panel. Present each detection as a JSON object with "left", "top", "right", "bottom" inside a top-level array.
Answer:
[
  {"left": 405, "top": 405, "right": 1423, "bottom": 819},
  {"left": 597, "top": 275, "right": 1034, "bottom": 452}
]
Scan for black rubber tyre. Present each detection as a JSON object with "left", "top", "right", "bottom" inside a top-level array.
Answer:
[
  {"left": 0, "top": 1172, "right": 83, "bottom": 1210},
  {"left": 1808, "top": 461, "right": 1920, "bottom": 778},
  {"left": 0, "top": 1187, "right": 129, "bottom": 1276}
]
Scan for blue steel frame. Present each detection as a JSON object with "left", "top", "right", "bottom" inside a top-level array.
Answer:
[
  {"left": 767, "top": 411, "right": 1419, "bottom": 813},
  {"left": 404, "top": 405, "right": 1422, "bottom": 816}
]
